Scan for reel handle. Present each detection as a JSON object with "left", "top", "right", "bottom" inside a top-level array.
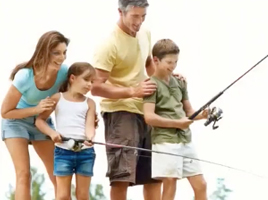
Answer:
[{"left": 212, "top": 117, "right": 222, "bottom": 130}]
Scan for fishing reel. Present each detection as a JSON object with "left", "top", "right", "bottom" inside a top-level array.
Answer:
[
  {"left": 62, "top": 137, "right": 87, "bottom": 152},
  {"left": 66, "top": 139, "right": 84, "bottom": 151},
  {"left": 204, "top": 107, "right": 223, "bottom": 130}
]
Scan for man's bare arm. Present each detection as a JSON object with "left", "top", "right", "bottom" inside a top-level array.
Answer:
[
  {"left": 91, "top": 69, "right": 135, "bottom": 99},
  {"left": 145, "top": 56, "right": 155, "bottom": 77}
]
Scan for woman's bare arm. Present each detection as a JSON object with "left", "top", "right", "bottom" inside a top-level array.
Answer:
[{"left": 1, "top": 85, "right": 39, "bottom": 119}]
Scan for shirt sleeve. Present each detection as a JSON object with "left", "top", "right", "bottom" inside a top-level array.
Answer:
[
  {"left": 92, "top": 39, "right": 116, "bottom": 72},
  {"left": 143, "top": 91, "right": 157, "bottom": 104},
  {"left": 178, "top": 79, "right": 189, "bottom": 100},
  {"left": 12, "top": 68, "right": 30, "bottom": 94},
  {"left": 143, "top": 79, "right": 157, "bottom": 103}
]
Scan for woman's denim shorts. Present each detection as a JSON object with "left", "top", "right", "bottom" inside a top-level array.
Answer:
[{"left": 1, "top": 116, "right": 54, "bottom": 141}]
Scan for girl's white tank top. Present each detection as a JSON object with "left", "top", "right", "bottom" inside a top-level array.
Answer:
[{"left": 54, "top": 93, "right": 90, "bottom": 150}]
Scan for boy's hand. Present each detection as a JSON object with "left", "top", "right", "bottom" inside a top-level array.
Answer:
[
  {"left": 175, "top": 117, "right": 193, "bottom": 129},
  {"left": 200, "top": 109, "right": 209, "bottom": 119},
  {"left": 50, "top": 132, "right": 62, "bottom": 143}
]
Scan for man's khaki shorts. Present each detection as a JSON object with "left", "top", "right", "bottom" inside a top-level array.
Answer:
[{"left": 103, "top": 111, "right": 161, "bottom": 186}]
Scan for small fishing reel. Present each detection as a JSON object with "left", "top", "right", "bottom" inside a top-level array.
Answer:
[
  {"left": 65, "top": 139, "right": 85, "bottom": 152},
  {"left": 204, "top": 107, "right": 223, "bottom": 130}
]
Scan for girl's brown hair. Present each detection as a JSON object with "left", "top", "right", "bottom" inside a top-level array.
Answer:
[
  {"left": 59, "top": 62, "right": 96, "bottom": 93},
  {"left": 10, "top": 31, "right": 70, "bottom": 80}
]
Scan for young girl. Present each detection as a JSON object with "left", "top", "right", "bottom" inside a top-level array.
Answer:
[{"left": 35, "top": 62, "right": 96, "bottom": 200}]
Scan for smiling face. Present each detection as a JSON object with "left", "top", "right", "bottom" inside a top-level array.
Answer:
[
  {"left": 119, "top": 6, "right": 147, "bottom": 34},
  {"left": 27, "top": 31, "right": 69, "bottom": 73},
  {"left": 49, "top": 42, "right": 67, "bottom": 69},
  {"left": 154, "top": 54, "right": 179, "bottom": 76},
  {"left": 152, "top": 39, "right": 180, "bottom": 76}
]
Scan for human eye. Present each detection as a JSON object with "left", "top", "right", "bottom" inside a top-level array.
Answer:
[{"left": 51, "top": 51, "right": 60, "bottom": 56}]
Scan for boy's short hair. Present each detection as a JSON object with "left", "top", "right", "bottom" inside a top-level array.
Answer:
[{"left": 152, "top": 39, "right": 180, "bottom": 60}]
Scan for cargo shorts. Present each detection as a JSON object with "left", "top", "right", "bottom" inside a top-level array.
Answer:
[{"left": 103, "top": 111, "right": 161, "bottom": 186}]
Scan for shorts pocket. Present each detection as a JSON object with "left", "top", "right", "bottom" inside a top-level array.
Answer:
[
  {"left": 82, "top": 148, "right": 96, "bottom": 157},
  {"left": 106, "top": 112, "right": 139, "bottom": 142},
  {"left": 106, "top": 148, "right": 132, "bottom": 179},
  {"left": 54, "top": 147, "right": 64, "bottom": 156}
]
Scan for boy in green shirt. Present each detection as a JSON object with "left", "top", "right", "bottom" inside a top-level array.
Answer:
[{"left": 143, "top": 39, "right": 208, "bottom": 200}]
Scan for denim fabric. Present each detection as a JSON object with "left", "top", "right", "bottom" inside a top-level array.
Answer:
[
  {"left": 1, "top": 117, "right": 54, "bottom": 141},
  {"left": 54, "top": 146, "right": 96, "bottom": 177}
]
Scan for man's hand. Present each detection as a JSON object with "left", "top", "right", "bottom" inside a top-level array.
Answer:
[
  {"left": 175, "top": 117, "right": 193, "bottom": 129},
  {"left": 131, "top": 78, "right": 157, "bottom": 98},
  {"left": 173, "top": 73, "right": 187, "bottom": 82}
]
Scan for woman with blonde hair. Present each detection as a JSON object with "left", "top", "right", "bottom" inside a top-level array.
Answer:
[{"left": 1, "top": 31, "right": 70, "bottom": 200}]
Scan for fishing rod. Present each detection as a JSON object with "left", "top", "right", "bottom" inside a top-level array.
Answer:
[
  {"left": 58, "top": 55, "right": 268, "bottom": 178},
  {"left": 189, "top": 54, "right": 268, "bottom": 129},
  {"left": 60, "top": 136, "right": 268, "bottom": 179}
]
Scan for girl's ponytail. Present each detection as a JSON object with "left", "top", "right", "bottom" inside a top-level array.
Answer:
[{"left": 59, "top": 80, "right": 69, "bottom": 92}]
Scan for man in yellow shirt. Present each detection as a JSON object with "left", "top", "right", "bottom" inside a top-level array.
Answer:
[{"left": 92, "top": 1, "right": 184, "bottom": 199}]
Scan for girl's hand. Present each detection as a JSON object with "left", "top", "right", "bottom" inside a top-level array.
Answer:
[
  {"left": 94, "top": 112, "right": 99, "bottom": 128},
  {"left": 84, "top": 140, "right": 93, "bottom": 146},
  {"left": 84, "top": 134, "right": 94, "bottom": 146},
  {"left": 50, "top": 132, "right": 62, "bottom": 143}
]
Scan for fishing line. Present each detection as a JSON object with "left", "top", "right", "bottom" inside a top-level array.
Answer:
[
  {"left": 61, "top": 137, "right": 268, "bottom": 179},
  {"left": 59, "top": 55, "right": 268, "bottom": 180}
]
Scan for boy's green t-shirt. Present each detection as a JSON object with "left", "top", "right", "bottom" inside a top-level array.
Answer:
[{"left": 143, "top": 75, "right": 192, "bottom": 144}]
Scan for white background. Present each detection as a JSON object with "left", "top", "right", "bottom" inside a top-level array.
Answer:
[{"left": 1, "top": 0, "right": 268, "bottom": 199}]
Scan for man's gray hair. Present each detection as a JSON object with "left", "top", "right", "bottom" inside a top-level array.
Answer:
[{"left": 118, "top": 0, "right": 149, "bottom": 12}]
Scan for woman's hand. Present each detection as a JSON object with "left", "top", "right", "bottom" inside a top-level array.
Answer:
[{"left": 35, "top": 97, "right": 55, "bottom": 114}]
